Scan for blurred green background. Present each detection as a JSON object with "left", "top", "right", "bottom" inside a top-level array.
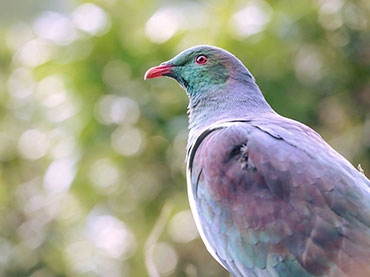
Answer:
[{"left": 0, "top": 0, "right": 369, "bottom": 276}]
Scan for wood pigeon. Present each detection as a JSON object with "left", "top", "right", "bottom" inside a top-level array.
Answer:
[{"left": 144, "top": 45, "right": 370, "bottom": 276}]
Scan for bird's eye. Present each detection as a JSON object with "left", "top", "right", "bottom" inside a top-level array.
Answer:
[{"left": 195, "top": 55, "right": 208, "bottom": 65}]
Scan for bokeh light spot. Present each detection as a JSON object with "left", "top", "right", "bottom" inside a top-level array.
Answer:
[
  {"left": 168, "top": 210, "right": 199, "bottom": 243},
  {"left": 111, "top": 127, "right": 145, "bottom": 157},
  {"left": 153, "top": 242, "right": 178, "bottom": 276},
  {"left": 145, "top": 8, "right": 180, "bottom": 44},
  {"left": 7, "top": 67, "right": 35, "bottom": 99},
  {"left": 73, "top": 3, "right": 111, "bottom": 36},
  {"left": 44, "top": 158, "right": 77, "bottom": 193},
  {"left": 18, "top": 129, "right": 49, "bottom": 160},
  {"left": 343, "top": 2, "right": 368, "bottom": 30},
  {"left": 318, "top": 0, "right": 344, "bottom": 30},
  {"left": 87, "top": 214, "right": 137, "bottom": 259},
  {"left": 230, "top": 1, "right": 272, "bottom": 39},
  {"left": 89, "top": 158, "right": 121, "bottom": 190},
  {"left": 13, "top": 38, "right": 53, "bottom": 68},
  {"left": 145, "top": 3, "right": 208, "bottom": 44},
  {"left": 36, "top": 75, "right": 66, "bottom": 107},
  {"left": 49, "top": 129, "right": 77, "bottom": 159},
  {"left": 33, "top": 11, "right": 77, "bottom": 45},
  {"left": 294, "top": 45, "right": 324, "bottom": 84},
  {"left": 95, "top": 95, "right": 140, "bottom": 125}
]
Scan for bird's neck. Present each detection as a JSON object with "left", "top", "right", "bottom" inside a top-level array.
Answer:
[{"left": 187, "top": 81, "right": 275, "bottom": 146}]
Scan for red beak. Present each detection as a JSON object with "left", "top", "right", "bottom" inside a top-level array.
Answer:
[{"left": 144, "top": 64, "right": 173, "bottom": 79}]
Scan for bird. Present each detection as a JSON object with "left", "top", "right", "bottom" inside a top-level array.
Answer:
[{"left": 144, "top": 45, "right": 370, "bottom": 276}]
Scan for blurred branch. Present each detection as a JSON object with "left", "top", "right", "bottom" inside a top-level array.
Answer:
[{"left": 144, "top": 202, "right": 173, "bottom": 277}]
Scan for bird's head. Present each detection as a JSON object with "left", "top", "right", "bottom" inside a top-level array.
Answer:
[{"left": 144, "top": 45, "right": 254, "bottom": 101}]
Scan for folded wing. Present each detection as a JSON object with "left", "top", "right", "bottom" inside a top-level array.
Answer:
[{"left": 188, "top": 117, "right": 370, "bottom": 277}]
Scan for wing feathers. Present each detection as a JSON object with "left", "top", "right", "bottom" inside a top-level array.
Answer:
[{"left": 188, "top": 118, "right": 370, "bottom": 276}]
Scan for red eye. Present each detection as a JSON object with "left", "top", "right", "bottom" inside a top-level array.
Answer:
[{"left": 195, "top": 55, "right": 208, "bottom": 65}]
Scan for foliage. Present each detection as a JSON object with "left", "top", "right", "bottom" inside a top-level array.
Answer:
[{"left": 0, "top": 0, "right": 369, "bottom": 276}]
